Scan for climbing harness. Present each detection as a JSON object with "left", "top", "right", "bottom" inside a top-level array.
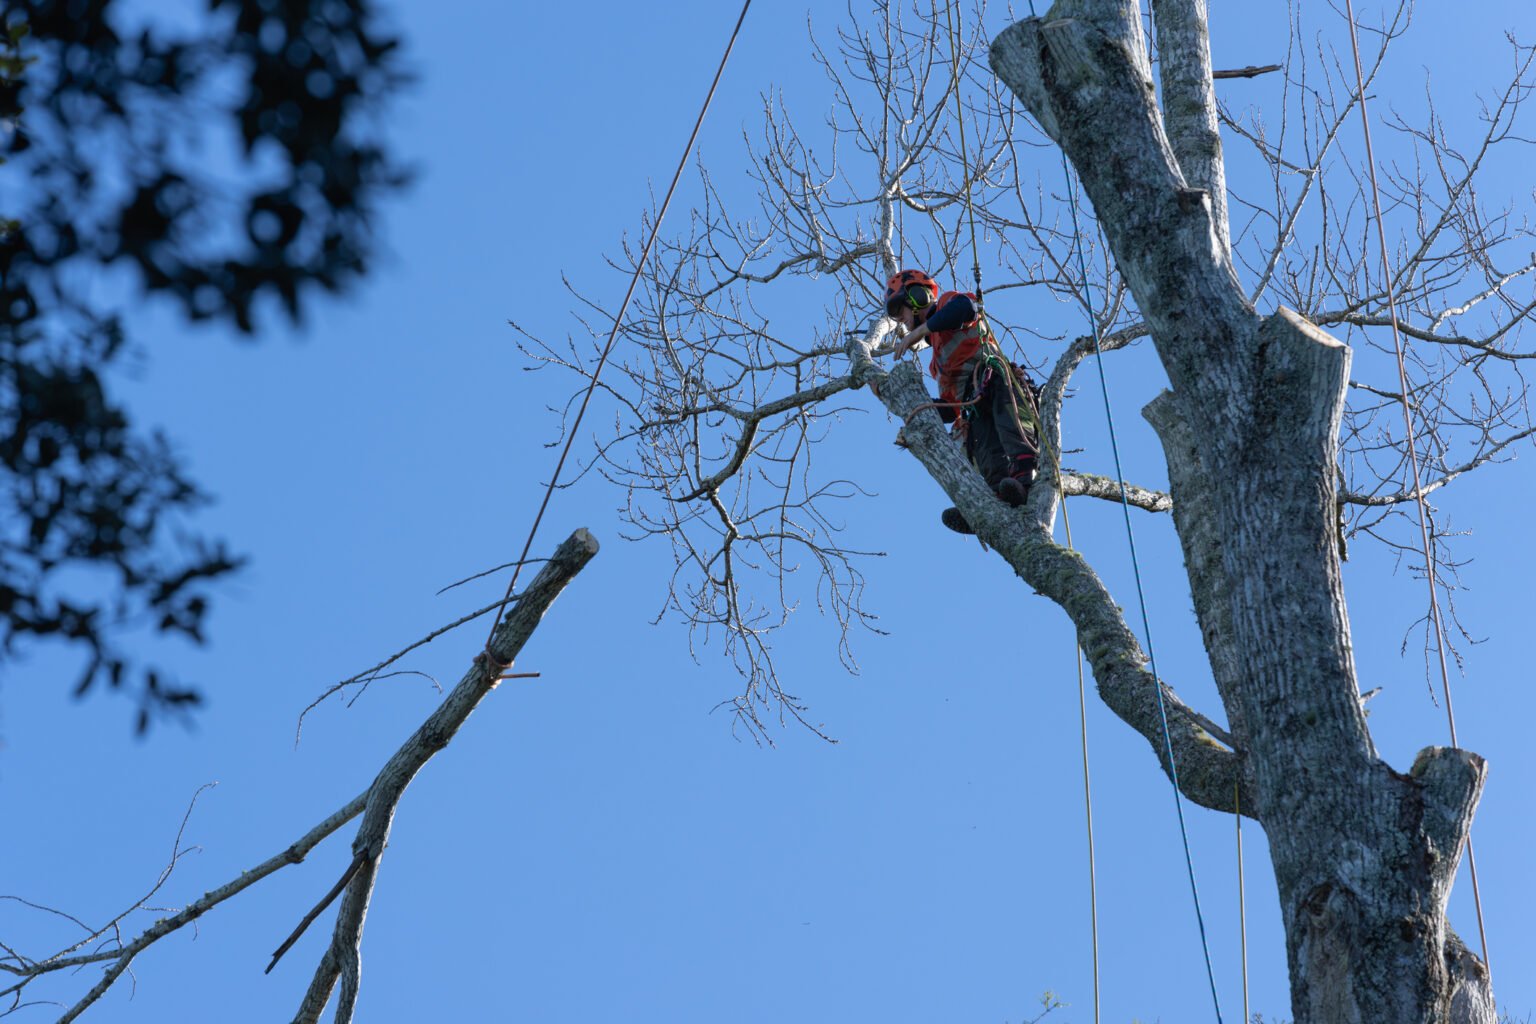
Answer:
[
  {"left": 905, "top": 315, "right": 1037, "bottom": 430},
  {"left": 1342, "top": 0, "right": 1492, "bottom": 977},
  {"left": 485, "top": 1, "right": 752, "bottom": 646}
]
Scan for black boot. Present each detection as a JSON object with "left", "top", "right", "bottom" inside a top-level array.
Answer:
[
  {"left": 943, "top": 476, "right": 1029, "bottom": 535},
  {"left": 940, "top": 507, "right": 974, "bottom": 534},
  {"left": 996, "top": 476, "right": 1028, "bottom": 507}
]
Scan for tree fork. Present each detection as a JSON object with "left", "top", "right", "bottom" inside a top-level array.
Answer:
[{"left": 989, "top": 3, "right": 1492, "bottom": 1020}]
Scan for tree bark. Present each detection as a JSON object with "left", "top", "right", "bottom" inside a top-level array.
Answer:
[{"left": 981, "top": 5, "right": 1493, "bottom": 1021}]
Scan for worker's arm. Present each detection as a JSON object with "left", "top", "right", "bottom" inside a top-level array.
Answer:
[
  {"left": 891, "top": 322, "right": 929, "bottom": 357},
  {"left": 922, "top": 293, "right": 977, "bottom": 333}
]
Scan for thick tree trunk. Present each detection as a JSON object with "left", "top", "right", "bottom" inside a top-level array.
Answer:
[{"left": 983, "top": 3, "right": 1493, "bottom": 1021}]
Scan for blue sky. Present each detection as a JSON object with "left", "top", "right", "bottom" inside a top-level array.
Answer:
[{"left": 3, "top": 1, "right": 1533, "bottom": 1021}]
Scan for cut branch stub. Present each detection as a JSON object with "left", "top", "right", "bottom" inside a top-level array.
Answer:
[{"left": 1409, "top": 746, "right": 1487, "bottom": 900}]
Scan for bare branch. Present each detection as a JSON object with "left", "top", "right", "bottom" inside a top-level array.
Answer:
[
  {"left": 1339, "top": 424, "right": 1536, "bottom": 506},
  {"left": 1213, "top": 64, "right": 1282, "bottom": 80},
  {"left": 853, "top": 335, "right": 1246, "bottom": 813},
  {"left": 1059, "top": 471, "right": 1173, "bottom": 512},
  {"left": 296, "top": 596, "right": 514, "bottom": 744},
  {"left": 40, "top": 791, "right": 369, "bottom": 1023}
]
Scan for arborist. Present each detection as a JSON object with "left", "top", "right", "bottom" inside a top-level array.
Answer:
[{"left": 885, "top": 268, "right": 1039, "bottom": 534}]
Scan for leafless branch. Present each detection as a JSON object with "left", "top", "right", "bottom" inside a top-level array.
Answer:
[
  {"left": 1214, "top": 64, "right": 1282, "bottom": 80},
  {"left": 2, "top": 789, "right": 370, "bottom": 1022},
  {"left": 295, "top": 596, "right": 515, "bottom": 745}
]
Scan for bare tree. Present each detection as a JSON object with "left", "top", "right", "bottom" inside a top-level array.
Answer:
[{"left": 527, "top": 1, "right": 1534, "bottom": 1019}]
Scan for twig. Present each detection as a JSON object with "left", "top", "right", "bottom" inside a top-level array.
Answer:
[
  {"left": 1213, "top": 64, "right": 1282, "bottom": 79},
  {"left": 49, "top": 791, "right": 369, "bottom": 1023},
  {"left": 435, "top": 558, "right": 549, "bottom": 596},
  {"left": 1338, "top": 424, "right": 1536, "bottom": 506},
  {"left": 295, "top": 597, "right": 513, "bottom": 745},
  {"left": 266, "top": 853, "right": 365, "bottom": 975}
]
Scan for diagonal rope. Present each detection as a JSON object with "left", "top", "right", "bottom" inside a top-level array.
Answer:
[
  {"left": 1341, "top": 0, "right": 1491, "bottom": 977},
  {"left": 1020, "top": 2, "right": 1224, "bottom": 1019},
  {"left": 483, "top": 1, "right": 752, "bottom": 647},
  {"left": 1064, "top": 165, "right": 1225, "bottom": 1024}
]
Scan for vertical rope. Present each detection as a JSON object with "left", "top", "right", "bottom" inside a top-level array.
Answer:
[
  {"left": 1033, "top": 385, "right": 1101, "bottom": 1024},
  {"left": 943, "top": 0, "right": 985, "bottom": 306},
  {"left": 1065, "top": 501, "right": 1103, "bottom": 1024},
  {"left": 1068, "top": 169, "right": 1225, "bottom": 1024},
  {"left": 1341, "top": 0, "right": 1491, "bottom": 977},
  {"left": 1237, "top": 781, "right": 1249, "bottom": 1024}
]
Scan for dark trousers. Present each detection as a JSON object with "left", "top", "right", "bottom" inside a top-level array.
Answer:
[{"left": 965, "top": 369, "right": 1038, "bottom": 491}]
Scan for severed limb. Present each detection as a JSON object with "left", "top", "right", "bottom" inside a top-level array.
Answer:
[
  {"left": 1211, "top": 64, "right": 1281, "bottom": 79},
  {"left": 288, "top": 528, "right": 599, "bottom": 1024},
  {"left": 4, "top": 529, "right": 598, "bottom": 1024}
]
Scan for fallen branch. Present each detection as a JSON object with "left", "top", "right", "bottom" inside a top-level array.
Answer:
[
  {"left": 19, "top": 529, "right": 598, "bottom": 1024},
  {"left": 289, "top": 528, "right": 600, "bottom": 1024}
]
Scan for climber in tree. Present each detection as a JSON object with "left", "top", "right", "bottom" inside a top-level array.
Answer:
[{"left": 887, "top": 269, "right": 1039, "bottom": 534}]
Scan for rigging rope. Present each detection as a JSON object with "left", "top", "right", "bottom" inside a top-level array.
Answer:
[
  {"left": 1019, "top": 342, "right": 1101, "bottom": 1024},
  {"left": 484, "top": 1, "right": 752, "bottom": 644},
  {"left": 1017, "top": 2, "right": 1224, "bottom": 1019},
  {"left": 1340, "top": 0, "right": 1491, "bottom": 977},
  {"left": 1066, "top": 500, "right": 1102, "bottom": 1024}
]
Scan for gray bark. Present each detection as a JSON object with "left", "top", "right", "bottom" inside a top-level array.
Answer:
[
  {"left": 1150, "top": 0, "right": 1231, "bottom": 254},
  {"left": 963, "top": 6, "right": 1494, "bottom": 1022}
]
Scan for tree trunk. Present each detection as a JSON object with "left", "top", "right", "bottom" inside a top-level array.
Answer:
[{"left": 984, "top": 3, "right": 1494, "bottom": 1020}]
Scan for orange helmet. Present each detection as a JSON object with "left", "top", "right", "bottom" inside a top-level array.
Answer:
[{"left": 884, "top": 269, "right": 938, "bottom": 317}]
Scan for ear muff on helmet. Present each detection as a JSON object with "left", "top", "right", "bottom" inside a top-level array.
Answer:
[
  {"left": 884, "top": 269, "right": 938, "bottom": 316},
  {"left": 903, "top": 284, "right": 934, "bottom": 310}
]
